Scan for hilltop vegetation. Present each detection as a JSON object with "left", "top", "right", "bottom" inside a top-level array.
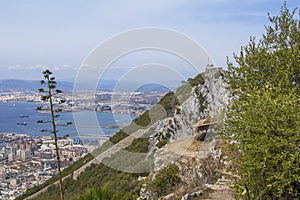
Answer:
[{"left": 224, "top": 3, "right": 300, "bottom": 199}]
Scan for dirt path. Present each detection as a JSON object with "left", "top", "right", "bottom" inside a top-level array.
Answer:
[{"left": 154, "top": 133, "right": 210, "bottom": 171}]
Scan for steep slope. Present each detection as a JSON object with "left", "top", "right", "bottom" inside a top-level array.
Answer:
[
  {"left": 136, "top": 67, "right": 233, "bottom": 199},
  {"left": 18, "top": 66, "right": 230, "bottom": 200}
]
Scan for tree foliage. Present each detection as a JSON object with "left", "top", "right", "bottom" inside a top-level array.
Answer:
[
  {"left": 73, "top": 186, "right": 123, "bottom": 200},
  {"left": 225, "top": 3, "right": 300, "bottom": 199}
]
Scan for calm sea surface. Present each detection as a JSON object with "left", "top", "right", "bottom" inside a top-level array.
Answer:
[{"left": 0, "top": 102, "right": 134, "bottom": 137}]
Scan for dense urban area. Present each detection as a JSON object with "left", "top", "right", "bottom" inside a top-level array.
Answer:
[{"left": 0, "top": 133, "right": 88, "bottom": 199}]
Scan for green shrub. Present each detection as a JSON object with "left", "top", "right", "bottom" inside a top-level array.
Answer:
[
  {"left": 148, "top": 164, "right": 180, "bottom": 196},
  {"left": 157, "top": 139, "right": 168, "bottom": 149}
]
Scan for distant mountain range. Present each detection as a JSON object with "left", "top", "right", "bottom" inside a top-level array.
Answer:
[
  {"left": 0, "top": 79, "right": 173, "bottom": 93},
  {"left": 0, "top": 79, "right": 73, "bottom": 92}
]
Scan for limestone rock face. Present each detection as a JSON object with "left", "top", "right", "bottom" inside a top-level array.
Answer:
[
  {"left": 138, "top": 67, "right": 232, "bottom": 200},
  {"left": 175, "top": 67, "right": 229, "bottom": 139},
  {"left": 151, "top": 67, "right": 229, "bottom": 170}
]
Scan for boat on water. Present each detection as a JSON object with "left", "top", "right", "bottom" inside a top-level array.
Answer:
[
  {"left": 17, "top": 122, "right": 27, "bottom": 125},
  {"left": 11, "top": 104, "right": 16, "bottom": 107},
  {"left": 20, "top": 115, "right": 29, "bottom": 118}
]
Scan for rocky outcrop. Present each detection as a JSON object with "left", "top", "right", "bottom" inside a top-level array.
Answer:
[
  {"left": 138, "top": 138, "right": 234, "bottom": 200},
  {"left": 150, "top": 67, "right": 228, "bottom": 170},
  {"left": 137, "top": 66, "right": 233, "bottom": 200}
]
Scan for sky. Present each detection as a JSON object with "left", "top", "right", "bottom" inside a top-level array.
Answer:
[{"left": 0, "top": 0, "right": 298, "bottom": 82}]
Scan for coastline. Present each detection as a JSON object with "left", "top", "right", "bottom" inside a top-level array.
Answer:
[{"left": 0, "top": 101, "right": 133, "bottom": 137}]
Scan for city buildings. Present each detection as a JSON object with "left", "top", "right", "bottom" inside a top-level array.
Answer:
[{"left": 0, "top": 133, "right": 88, "bottom": 199}]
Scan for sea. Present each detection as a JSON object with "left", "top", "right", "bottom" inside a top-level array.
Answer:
[{"left": 0, "top": 101, "right": 134, "bottom": 137}]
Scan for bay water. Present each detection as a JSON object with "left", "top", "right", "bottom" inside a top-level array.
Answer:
[{"left": 0, "top": 102, "right": 134, "bottom": 137}]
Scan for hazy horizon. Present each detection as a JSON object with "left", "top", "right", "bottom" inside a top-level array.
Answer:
[{"left": 0, "top": 0, "right": 298, "bottom": 81}]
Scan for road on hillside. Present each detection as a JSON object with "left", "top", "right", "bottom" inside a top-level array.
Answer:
[{"left": 25, "top": 122, "right": 159, "bottom": 200}]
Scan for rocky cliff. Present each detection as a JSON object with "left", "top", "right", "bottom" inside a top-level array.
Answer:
[{"left": 138, "top": 66, "right": 234, "bottom": 200}]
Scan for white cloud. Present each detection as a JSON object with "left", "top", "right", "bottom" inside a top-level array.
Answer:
[
  {"left": 80, "top": 63, "right": 98, "bottom": 69},
  {"left": 4, "top": 64, "right": 73, "bottom": 72},
  {"left": 53, "top": 64, "right": 69, "bottom": 71},
  {"left": 25, "top": 64, "right": 47, "bottom": 70},
  {"left": 8, "top": 64, "right": 21, "bottom": 70}
]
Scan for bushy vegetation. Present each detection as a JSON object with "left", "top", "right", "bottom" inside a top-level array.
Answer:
[
  {"left": 126, "top": 137, "right": 149, "bottom": 153},
  {"left": 158, "top": 91, "right": 175, "bottom": 116},
  {"left": 224, "top": 3, "right": 300, "bottom": 199},
  {"left": 148, "top": 164, "right": 180, "bottom": 197},
  {"left": 73, "top": 187, "right": 123, "bottom": 200},
  {"left": 157, "top": 139, "right": 168, "bottom": 149},
  {"left": 28, "top": 163, "right": 142, "bottom": 200},
  {"left": 176, "top": 73, "right": 205, "bottom": 104},
  {"left": 73, "top": 187, "right": 115, "bottom": 200},
  {"left": 109, "top": 91, "right": 176, "bottom": 146},
  {"left": 194, "top": 87, "right": 206, "bottom": 113},
  {"left": 187, "top": 73, "right": 205, "bottom": 87}
]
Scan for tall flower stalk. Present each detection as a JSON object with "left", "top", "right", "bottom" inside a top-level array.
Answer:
[{"left": 37, "top": 69, "right": 70, "bottom": 200}]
